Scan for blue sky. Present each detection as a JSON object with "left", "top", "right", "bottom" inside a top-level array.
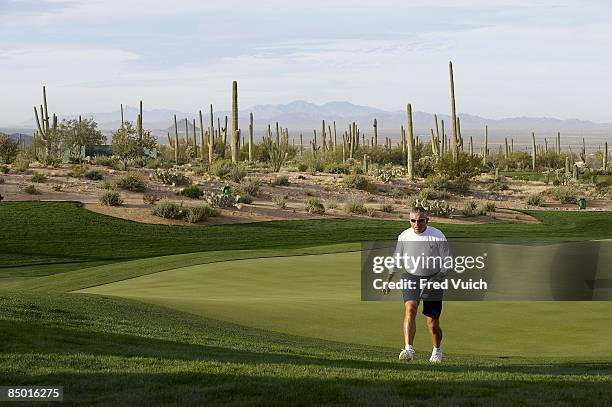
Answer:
[{"left": 1, "top": 0, "right": 611, "bottom": 124}]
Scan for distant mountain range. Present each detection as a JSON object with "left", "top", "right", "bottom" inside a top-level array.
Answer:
[{"left": 5, "top": 101, "right": 612, "bottom": 145}]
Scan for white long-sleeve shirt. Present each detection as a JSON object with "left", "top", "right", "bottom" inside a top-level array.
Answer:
[{"left": 389, "top": 226, "right": 453, "bottom": 277}]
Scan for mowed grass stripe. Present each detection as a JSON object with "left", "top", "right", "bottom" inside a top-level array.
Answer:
[
  {"left": 80, "top": 251, "right": 612, "bottom": 358},
  {"left": 2, "top": 202, "right": 612, "bottom": 271}
]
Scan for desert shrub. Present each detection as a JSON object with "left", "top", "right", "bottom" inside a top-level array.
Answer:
[
  {"left": 91, "top": 155, "right": 116, "bottom": 167},
  {"left": 366, "top": 207, "right": 378, "bottom": 217},
  {"left": 117, "top": 173, "right": 146, "bottom": 192},
  {"left": 343, "top": 174, "right": 370, "bottom": 190},
  {"left": 237, "top": 194, "right": 253, "bottom": 204},
  {"left": 30, "top": 173, "right": 47, "bottom": 183},
  {"left": 24, "top": 184, "right": 38, "bottom": 195},
  {"left": 145, "top": 158, "right": 170, "bottom": 170},
  {"left": 152, "top": 200, "right": 184, "bottom": 219},
  {"left": 487, "top": 176, "right": 509, "bottom": 191},
  {"left": 326, "top": 201, "right": 338, "bottom": 209},
  {"left": 448, "top": 177, "right": 470, "bottom": 194},
  {"left": 99, "top": 190, "right": 122, "bottom": 206},
  {"left": 271, "top": 175, "right": 290, "bottom": 186},
  {"left": 526, "top": 194, "right": 544, "bottom": 206},
  {"left": 414, "top": 156, "right": 436, "bottom": 178},
  {"left": 344, "top": 200, "right": 368, "bottom": 215},
  {"left": 102, "top": 181, "right": 116, "bottom": 190},
  {"left": 417, "top": 188, "right": 449, "bottom": 200},
  {"left": 13, "top": 155, "right": 30, "bottom": 172},
  {"left": 435, "top": 152, "right": 483, "bottom": 178},
  {"left": 462, "top": 201, "right": 485, "bottom": 217},
  {"left": 425, "top": 174, "right": 450, "bottom": 190},
  {"left": 304, "top": 190, "right": 316, "bottom": 197},
  {"left": 272, "top": 194, "right": 287, "bottom": 209},
  {"left": 0, "top": 165, "right": 9, "bottom": 174},
  {"left": 203, "top": 191, "right": 237, "bottom": 208},
  {"left": 154, "top": 169, "right": 188, "bottom": 186},
  {"left": 373, "top": 167, "right": 406, "bottom": 183},
  {"left": 51, "top": 184, "right": 63, "bottom": 191},
  {"left": 229, "top": 164, "right": 248, "bottom": 183},
  {"left": 209, "top": 159, "right": 235, "bottom": 178},
  {"left": 380, "top": 202, "right": 394, "bottom": 213},
  {"left": 324, "top": 163, "right": 350, "bottom": 174},
  {"left": 142, "top": 193, "right": 161, "bottom": 205},
  {"left": 238, "top": 178, "right": 260, "bottom": 196},
  {"left": 297, "top": 163, "right": 308, "bottom": 172},
  {"left": 0, "top": 176, "right": 4, "bottom": 184},
  {"left": 483, "top": 202, "right": 496, "bottom": 212},
  {"left": 304, "top": 197, "right": 325, "bottom": 214},
  {"left": 67, "top": 165, "right": 87, "bottom": 178},
  {"left": 85, "top": 170, "right": 104, "bottom": 180},
  {"left": 412, "top": 198, "right": 456, "bottom": 218},
  {"left": 179, "top": 185, "right": 204, "bottom": 199},
  {"left": 185, "top": 205, "right": 217, "bottom": 223},
  {"left": 552, "top": 186, "right": 578, "bottom": 204}
]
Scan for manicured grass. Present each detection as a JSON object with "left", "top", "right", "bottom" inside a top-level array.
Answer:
[
  {"left": 2, "top": 201, "right": 612, "bottom": 273},
  {"left": 2, "top": 201, "right": 612, "bottom": 405},
  {"left": 500, "top": 171, "right": 546, "bottom": 181},
  {"left": 1, "top": 292, "right": 611, "bottom": 406},
  {"left": 79, "top": 250, "right": 612, "bottom": 357}
]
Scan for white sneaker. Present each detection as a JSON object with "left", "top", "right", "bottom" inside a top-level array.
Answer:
[
  {"left": 399, "top": 348, "right": 414, "bottom": 361},
  {"left": 429, "top": 349, "right": 443, "bottom": 363}
]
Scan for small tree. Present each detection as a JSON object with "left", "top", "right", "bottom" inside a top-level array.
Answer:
[
  {"left": 0, "top": 134, "right": 18, "bottom": 164},
  {"left": 111, "top": 122, "right": 156, "bottom": 170},
  {"left": 60, "top": 118, "right": 105, "bottom": 161}
]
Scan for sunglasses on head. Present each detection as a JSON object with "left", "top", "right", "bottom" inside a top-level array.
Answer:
[{"left": 410, "top": 218, "right": 427, "bottom": 224}]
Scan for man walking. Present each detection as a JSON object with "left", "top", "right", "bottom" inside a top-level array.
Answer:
[{"left": 383, "top": 206, "right": 452, "bottom": 363}]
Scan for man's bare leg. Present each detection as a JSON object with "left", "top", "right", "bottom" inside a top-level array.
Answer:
[
  {"left": 426, "top": 316, "right": 442, "bottom": 348},
  {"left": 404, "top": 300, "right": 418, "bottom": 347}
]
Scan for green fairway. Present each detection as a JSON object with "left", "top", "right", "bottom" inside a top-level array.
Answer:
[
  {"left": 79, "top": 250, "right": 612, "bottom": 358},
  {"left": 2, "top": 202, "right": 612, "bottom": 405}
]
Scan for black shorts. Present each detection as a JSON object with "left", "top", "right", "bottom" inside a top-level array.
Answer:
[{"left": 400, "top": 273, "right": 443, "bottom": 319}]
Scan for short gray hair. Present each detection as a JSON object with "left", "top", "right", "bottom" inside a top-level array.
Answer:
[{"left": 410, "top": 206, "right": 428, "bottom": 217}]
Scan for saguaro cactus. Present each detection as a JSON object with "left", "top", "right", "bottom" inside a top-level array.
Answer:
[
  {"left": 483, "top": 125, "right": 489, "bottom": 165},
  {"left": 249, "top": 112, "right": 254, "bottom": 161},
  {"left": 173, "top": 115, "right": 179, "bottom": 163},
  {"left": 531, "top": 132, "right": 537, "bottom": 170},
  {"left": 603, "top": 141, "right": 608, "bottom": 171},
  {"left": 120, "top": 104, "right": 124, "bottom": 128},
  {"left": 373, "top": 118, "right": 378, "bottom": 147},
  {"left": 406, "top": 104, "right": 414, "bottom": 180},
  {"left": 199, "top": 110, "right": 205, "bottom": 159},
  {"left": 209, "top": 104, "right": 215, "bottom": 164},
  {"left": 138, "top": 100, "right": 143, "bottom": 140},
  {"left": 449, "top": 61, "right": 458, "bottom": 160},
  {"left": 192, "top": 118, "right": 198, "bottom": 158},
  {"left": 231, "top": 81, "right": 239, "bottom": 163},
  {"left": 321, "top": 120, "right": 327, "bottom": 152},
  {"left": 556, "top": 132, "right": 561, "bottom": 155},
  {"left": 333, "top": 121, "right": 337, "bottom": 152}
]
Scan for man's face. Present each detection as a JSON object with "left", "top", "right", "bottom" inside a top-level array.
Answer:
[{"left": 410, "top": 212, "right": 428, "bottom": 234}]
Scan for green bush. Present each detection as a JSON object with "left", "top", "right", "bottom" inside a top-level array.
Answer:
[
  {"left": 324, "top": 163, "right": 350, "bottom": 174},
  {"left": 449, "top": 177, "right": 470, "bottom": 194},
  {"left": 0, "top": 176, "right": 4, "bottom": 184},
  {"left": 30, "top": 173, "right": 47, "bottom": 183},
  {"left": 343, "top": 174, "right": 370, "bottom": 190},
  {"left": 344, "top": 200, "right": 368, "bottom": 215},
  {"left": 91, "top": 155, "right": 116, "bottom": 167},
  {"left": 179, "top": 185, "right": 204, "bottom": 199},
  {"left": 435, "top": 152, "right": 483, "bottom": 178},
  {"left": 85, "top": 170, "right": 104, "bottom": 180},
  {"left": 13, "top": 155, "right": 30, "bottom": 172},
  {"left": 237, "top": 194, "right": 253, "bottom": 204},
  {"left": 238, "top": 178, "right": 261, "bottom": 196},
  {"left": 229, "top": 164, "right": 248, "bottom": 183},
  {"left": 117, "top": 173, "right": 146, "bottom": 192},
  {"left": 271, "top": 175, "right": 290, "bottom": 186},
  {"left": 326, "top": 201, "right": 338, "bottom": 209},
  {"left": 24, "top": 184, "right": 39, "bottom": 195},
  {"left": 209, "top": 159, "right": 235, "bottom": 178},
  {"left": 152, "top": 200, "right": 184, "bottom": 219},
  {"left": 552, "top": 186, "right": 578, "bottom": 204},
  {"left": 483, "top": 202, "right": 496, "bottom": 212},
  {"left": 51, "top": 184, "right": 63, "bottom": 191},
  {"left": 487, "top": 177, "right": 509, "bottom": 192},
  {"left": 297, "top": 163, "right": 308, "bottom": 172},
  {"left": 0, "top": 165, "right": 9, "bottom": 174},
  {"left": 380, "top": 202, "right": 394, "bottom": 213},
  {"left": 142, "top": 193, "right": 161, "bottom": 205},
  {"left": 425, "top": 174, "right": 450, "bottom": 190},
  {"left": 304, "top": 197, "right": 325, "bottom": 214},
  {"left": 272, "top": 194, "right": 287, "bottom": 209},
  {"left": 526, "top": 194, "right": 544, "bottom": 206},
  {"left": 417, "top": 188, "right": 449, "bottom": 200},
  {"left": 202, "top": 191, "right": 237, "bottom": 208},
  {"left": 462, "top": 201, "right": 482, "bottom": 217},
  {"left": 99, "top": 190, "right": 123, "bottom": 206},
  {"left": 185, "top": 205, "right": 217, "bottom": 223},
  {"left": 154, "top": 169, "right": 188, "bottom": 186},
  {"left": 67, "top": 165, "right": 87, "bottom": 178}
]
